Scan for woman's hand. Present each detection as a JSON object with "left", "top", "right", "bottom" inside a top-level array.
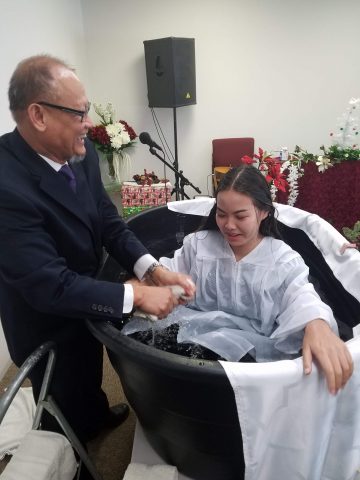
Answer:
[
  {"left": 340, "top": 242, "right": 358, "bottom": 254},
  {"left": 302, "top": 319, "right": 353, "bottom": 394}
]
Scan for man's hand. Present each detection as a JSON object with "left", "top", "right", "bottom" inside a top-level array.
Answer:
[
  {"left": 147, "top": 266, "right": 196, "bottom": 302},
  {"left": 302, "top": 319, "right": 353, "bottom": 395},
  {"left": 125, "top": 277, "right": 142, "bottom": 287},
  {"left": 132, "top": 284, "right": 180, "bottom": 319}
]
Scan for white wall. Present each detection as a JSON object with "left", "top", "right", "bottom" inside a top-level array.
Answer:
[
  {"left": 0, "top": 0, "right": 87, "bottom": 379},
  {"left": 81, "top": 0, "right": 360, "bottom": 197}
]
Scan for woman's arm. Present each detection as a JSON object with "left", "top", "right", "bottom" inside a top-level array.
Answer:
[
  {"left": 302, "top": 319, "right": 353, "bottom": 394},
  {"left": 270, "top": 246, "right": 353, "bottom": 394}
]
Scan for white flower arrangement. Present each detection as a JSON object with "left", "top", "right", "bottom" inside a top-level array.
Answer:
[
  {"left": 315, "top": 155, "right": 333, "bottom": 173},
  {"left": 87, "top": 103, "right": 137, "bottom": 184},
  {"left": 282, "top": 161, "right": 303, "bottom": 206},
  {"left": 89, "top": 103, "right": 135, "bottom": 154},
  {"left": 105, "top": 122, "right": 131, "bottom": 151},
  {"left": 96, "top": 102, "right": 114, "bottom": 124}
]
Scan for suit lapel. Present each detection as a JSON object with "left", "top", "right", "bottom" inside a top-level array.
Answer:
[
  {"left": 39, "top": 170, "right": 94, "bottom": 232},
  {"left": 71, "top": 161, "right": 103, "bottom": 252},
  {"left": 6, "top": 129, "right": 95, "bottom": 234}
]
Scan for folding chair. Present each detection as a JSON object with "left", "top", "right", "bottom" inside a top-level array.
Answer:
[{"left": 0, "top": 342, "right": 102, "bottom": 480}]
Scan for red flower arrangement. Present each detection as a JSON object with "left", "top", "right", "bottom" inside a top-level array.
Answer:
[
  {"left": 133, "top": 169, "right": 160, "bottom": 186},
  {"left": 88, "top": 120, "right": 137, "bottom": 154},
  {"left": 242, "top": 148, "right": 289, "bottom": 193},
  {"left": 87, "top": 103, "right": 137, "bottom": 155}
]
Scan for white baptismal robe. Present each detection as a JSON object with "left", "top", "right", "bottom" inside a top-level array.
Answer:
[{"left": 160, "top": 231, "right": 338, "bottom": 361}]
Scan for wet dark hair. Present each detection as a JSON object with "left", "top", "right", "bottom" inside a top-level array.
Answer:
[{"left": 201, "top": 164, "right": 281, "bottom": 239}]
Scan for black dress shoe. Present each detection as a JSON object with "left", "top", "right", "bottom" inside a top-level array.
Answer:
[
  {"left": 84, "top": 403, "right": 130, "bottom": 442},
  {"left": 103, "top": 403, "right": 130, "bottom": 428}
]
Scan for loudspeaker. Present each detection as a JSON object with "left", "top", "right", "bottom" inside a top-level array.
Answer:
[{"left": 143, "top": 37, "right": 196, "bottom": 108}]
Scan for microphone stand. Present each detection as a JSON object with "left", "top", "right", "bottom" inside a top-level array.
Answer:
[{"left": 146, "top": 147, "right": 201, "bottom": 200}]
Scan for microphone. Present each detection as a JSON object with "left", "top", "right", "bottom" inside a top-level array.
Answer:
[{"left": 139, "top": 132, "right": 163, "bottom": 152}]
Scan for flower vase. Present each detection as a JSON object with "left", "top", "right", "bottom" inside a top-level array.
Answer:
[
  {"left": 99, "top": 152, "right": 123, "bottom": 214},
  {"left": 100, "top": 153, "right": 118, "bottom": 186},
  {"left": 113, "top": 150, "right": 132, "bottom": 184}
]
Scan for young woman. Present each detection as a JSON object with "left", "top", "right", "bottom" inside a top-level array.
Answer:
[{"left": 159, "top": 165, "right": 353, "bottom": 394}]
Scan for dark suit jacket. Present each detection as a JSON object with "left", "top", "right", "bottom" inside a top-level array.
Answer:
[{"left": 0, "top": 128, "right": 148, "bottom": 364}]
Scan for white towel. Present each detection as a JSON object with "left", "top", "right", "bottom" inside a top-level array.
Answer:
[
  {"left": 123, "top": 462, "right": 178, "bottom": 480},
  {"left": 0, "top": 430, "right": 77, "bottom": 480},
  {"left": 0, "top": 387, "right": 35, "bottom": 460},
  {"left": 167, "top": 198, "right": 215, "bottom": 217},
  {"left": 220, "top": 336, "right": 360, "bottom": 480}
]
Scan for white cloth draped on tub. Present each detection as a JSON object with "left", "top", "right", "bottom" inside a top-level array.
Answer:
[{"left": 220, "top": 336, "right": 360, "bottom": 480}]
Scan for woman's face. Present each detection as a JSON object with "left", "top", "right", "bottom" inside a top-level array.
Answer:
[{"left": 215, "top": 189, "right": 268, "bottom": 259}]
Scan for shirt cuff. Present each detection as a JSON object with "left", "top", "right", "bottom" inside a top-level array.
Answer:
[
  {"left": 123, "top": 283, "right": 134, "bottom": 313},
  {"left": 134, "top": 253, "right": 158, "bottom": 280}
]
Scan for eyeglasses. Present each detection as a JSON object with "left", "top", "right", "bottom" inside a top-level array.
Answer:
[{"left": 38, "top": 101, "right": 91, "bottom": 122}]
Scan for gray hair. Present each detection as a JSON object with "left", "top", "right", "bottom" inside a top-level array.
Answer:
[{"left": 8, "top": 54, "right": 74, "bottom": 122}]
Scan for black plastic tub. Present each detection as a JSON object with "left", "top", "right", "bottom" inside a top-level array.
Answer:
[
  {"left": 88, "top": 204, "right": 360, "bottom": 480},
  {"left": 88, "top": 318, "right": 244, "bottom": 480}
]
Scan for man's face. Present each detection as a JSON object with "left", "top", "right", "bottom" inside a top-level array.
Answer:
[{"left": 39, "top": 67, "right": 93, "bottom": 163}]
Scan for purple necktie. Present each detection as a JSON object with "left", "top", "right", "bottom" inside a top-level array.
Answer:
[{"left": 59, "top": 164, "right": 76, "bottom": 193}]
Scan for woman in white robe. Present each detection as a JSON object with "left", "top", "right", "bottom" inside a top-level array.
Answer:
[
  {"left": 160, "top": 230, "right": 335, "bottom": 362},
  {"left": 159, "top": 165, "right": 353, "bottom": 394}
]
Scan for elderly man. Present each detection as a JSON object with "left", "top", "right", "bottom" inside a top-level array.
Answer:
[{"left": 0, "top": 54, "right": 194, "bottom": 443}]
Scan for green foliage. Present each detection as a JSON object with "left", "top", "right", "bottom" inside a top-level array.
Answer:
[
  {"left": 292, "top": 145, "right": 360, "bottom": 165},
  {"left": 326, "top": 145, "right": 360, "bottom": 163},
  {"left": 292, "top": 145, "right": 317, "bottom": 164},
  {"left": 342, "top": 221, "right": 360, "bottom": 243}
]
